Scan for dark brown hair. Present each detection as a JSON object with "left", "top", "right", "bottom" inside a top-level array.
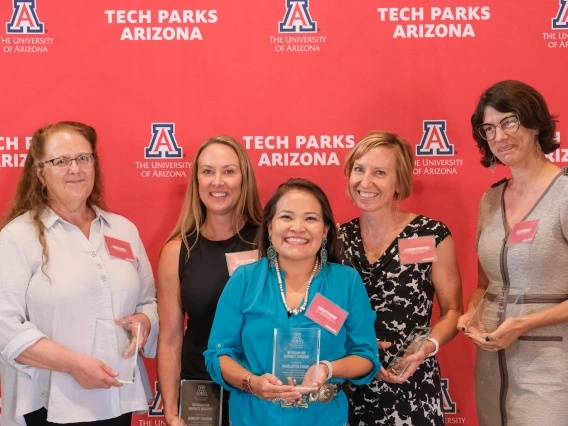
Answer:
[
  {"left": 255, "top": 178, "right": 342, "bottom": 264},
  {"left": 471, "top": 80, "right": 559, "bottom": 167}
]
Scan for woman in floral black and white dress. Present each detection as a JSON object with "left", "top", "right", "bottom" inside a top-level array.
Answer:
[{"left": 339, "top": 131, "right": 463, "bottom": 426}]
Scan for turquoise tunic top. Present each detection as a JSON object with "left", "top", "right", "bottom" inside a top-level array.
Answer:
[{"left": 204, "top": 258, "right": 380, "bottom": 426}]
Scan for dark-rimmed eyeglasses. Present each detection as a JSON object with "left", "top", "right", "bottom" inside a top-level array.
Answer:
[
  {"left": 38, "top": 153, "right": 95, "bottom": 168},
  {"left": 477, "top": 114, "right": 520, "bottom": 141}
]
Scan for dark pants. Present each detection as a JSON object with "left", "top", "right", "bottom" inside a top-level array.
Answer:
[{"left": 24, "top": 408, "right": 132, "bottom": 426}]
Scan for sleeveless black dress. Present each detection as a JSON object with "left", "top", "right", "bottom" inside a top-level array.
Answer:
[
  {"left": 179, "top": 222, "right": 258, "bottom": 425},
  {"left": 339, "top": 216, "right": 450, "bottom": 426}
]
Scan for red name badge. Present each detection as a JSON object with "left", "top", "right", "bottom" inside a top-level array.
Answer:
[
  {"left": 225, "top": 250, "right": 259, "bottom": 276},
  {"left": 305, "top": 293, "right": 349, "bottom": 336},
  {"left": 398, "top": 235, "right": 437, "bottom": 265},
  {"left": 507, "top": 219, "right": 539, "bottom": 246},
  {"left": 104, "top": 236, "right": 135, "bottom": 262}
]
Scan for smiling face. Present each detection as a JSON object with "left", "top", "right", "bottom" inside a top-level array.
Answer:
[
  {"left": 349, "top": 146, "right": 399, "bottom": 213},
  {"left": 483, "top": 106, "right": 540, "bottom": 168},
  {"left": 36, "top": 130, "right": 95, "bottom": 211},
  {"left": 197, "top": 143, "right": 243, "bottom": 217},
  {"left": 268, "top": 189, "right": 329, "bottom": 264}
]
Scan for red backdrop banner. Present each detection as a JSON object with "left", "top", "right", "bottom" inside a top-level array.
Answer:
[{"left": 1, "top": 1, "right": 567, "bottom": 425}]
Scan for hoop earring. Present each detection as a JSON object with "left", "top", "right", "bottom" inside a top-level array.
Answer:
[
  {"left": 267, "top": 235, "right": 277, "bottom": 267},
  {"left": 489, "top": 155, "right": 497, "bottom": 174},
  {"left": 320, "top": 238, "right": 328, "bottom": 266}
]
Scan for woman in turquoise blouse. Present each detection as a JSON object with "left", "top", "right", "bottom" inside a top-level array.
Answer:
[{"left": 204, "top": 178, "right": 380, "bottom": 426}]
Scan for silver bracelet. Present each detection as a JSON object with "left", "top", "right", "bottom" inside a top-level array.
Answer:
[{"left": 319, "top": 360, "right": 333, "bottom": 381}]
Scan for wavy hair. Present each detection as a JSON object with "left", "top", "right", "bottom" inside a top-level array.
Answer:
[
  {"left": 1, "top": 121, "right": 107, "bottom": 276},
  {"left": 471, "top": 80, "right": 559, "bottom": 167}
]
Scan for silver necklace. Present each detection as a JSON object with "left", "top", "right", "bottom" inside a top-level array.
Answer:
[{"left": 274, "top": 257, "right": 319, "bottom": 316}]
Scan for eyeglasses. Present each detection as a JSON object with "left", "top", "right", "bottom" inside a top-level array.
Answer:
[
  {"left": 477, "top": 114, "right": 520, "bottom": 141},
  {"left": 38, "top": 153, "right": 95, "bottom": 168}
]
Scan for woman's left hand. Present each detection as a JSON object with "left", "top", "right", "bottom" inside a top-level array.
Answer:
[
  {"left": 466, "top": 317, "right": 525, "bottom": 351},
  {"left": 119, "top": 313, "right": 151, "bottom": 357}
]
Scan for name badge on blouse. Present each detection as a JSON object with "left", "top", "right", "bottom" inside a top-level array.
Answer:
[
  {"left": 398, "top": 235, "right": 437, "bottom": 265},
  {"left": 507, "top": 219, "right": 539, "bottom": 246},
  {"left": 305, "top": 293, "right": 349, "bottom": 336},
  {"left": 104, "top": 236, "right": 135, "bottom": 262},
  {"left": 225, "top": 250, "right": 259, "bottom": 276}
]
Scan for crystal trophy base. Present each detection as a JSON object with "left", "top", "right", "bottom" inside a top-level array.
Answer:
[
  {"left": 386, "top": 326, "right": 432, "bottom": 378},
  {"left": 469, "top": 284, "right": 524, "bottom": 335},
  {"left": 92, "top": 319, "right": 140, "bottom": 384}
]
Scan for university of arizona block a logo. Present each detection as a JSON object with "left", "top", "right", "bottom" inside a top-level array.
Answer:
[
  {"left": 145, "top": 123, "right": 183, "bottom": 159},
  {"left": 441, "top": 379, "right": 457, "bottom": 414},
  {"left": 6, "top": 0, "right": 44, "bottom": 34},
  {"left": 195, "top": 385, "right": 208, "bottom": 398},
  {"left": 291, "top": 332, "right": 304, "bottom": 345},
  {"left": 148, "top": 382, "right": 164, "bottom": 416},
  {"left": 553, "top": 0, "right": 568, "bottom": 29},
  {"left": 416, "top": 120, "right": 454, "bottom": 156},
  {"left": 279, "top": 0, "right": 316, "bottom": 33}
]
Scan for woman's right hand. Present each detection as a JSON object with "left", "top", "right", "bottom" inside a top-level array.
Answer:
[
  {"left": 68, "top": 355, "right": 123, "bottom": 389},
  {"left": 250, "top": 373, "right": 302, "bottom": 403}
]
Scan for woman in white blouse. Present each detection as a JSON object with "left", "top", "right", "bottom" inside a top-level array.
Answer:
[{"left": 0, "top": 121, "right": 158, "bottom": 426}]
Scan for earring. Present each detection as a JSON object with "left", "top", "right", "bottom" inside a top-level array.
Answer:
[
  {"left": 489, "top": 155, "right": 497, "bottom": 174},
  {"left": 320, "top": 238, "right": 328, "bottom": 266},
  {"left": 395, "top": 202, "right": 401, "bottom": 220},
  {"left": 267, "top": 235, "right": 277, "bottom": 267}
]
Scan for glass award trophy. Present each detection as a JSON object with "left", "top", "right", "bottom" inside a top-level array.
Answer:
[
  {"left": 178, "top": 380, "right": 223, "bottom": 426},
  {"left": 272, "top": 328, "right": 320, "bottom": 391},
  {"left": 386, "top": 326, "right": 432, "bottom": 378},
  {"left": 469, "top": 284, "right": 524, "bottom": 334},
  {"left": 92, "top": 319, "right": 140, "bottom": 384}
]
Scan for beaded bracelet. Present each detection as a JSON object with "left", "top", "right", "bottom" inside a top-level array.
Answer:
[{"left": 242, "top": 373, "right": 256, "bottom": 395}]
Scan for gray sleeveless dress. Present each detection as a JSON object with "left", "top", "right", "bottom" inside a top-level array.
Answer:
[{"left": 475, "top": 167, "right": 568, "bottom": 426}]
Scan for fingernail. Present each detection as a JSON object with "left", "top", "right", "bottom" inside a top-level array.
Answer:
[
  {"left": 277, "top": 380, "right": 282, "bottom": 385},
  {"left": 485, "top": 336, "right": 490, "bottom": 342},
  {"left": 461, "top": 327, "right": 465, "bottom": 332}
]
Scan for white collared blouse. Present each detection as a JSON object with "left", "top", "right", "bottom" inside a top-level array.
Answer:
[{"left": 0, "top": 206, "right": 158, "bottom": 425}]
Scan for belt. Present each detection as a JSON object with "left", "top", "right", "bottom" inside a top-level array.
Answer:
[{"left": 281, "top": 383, "right": 341, "bottom": 408}]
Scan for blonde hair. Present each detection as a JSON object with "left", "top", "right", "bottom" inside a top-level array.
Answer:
[
  {"left": 344, "top": 131, "right": 414, "bottom": 200},
  {"left": 1, "top": 121, "right": 107, "bottom": 277},
  {"left": 165, "top": 135, "right": 262, "bottom": 258}
]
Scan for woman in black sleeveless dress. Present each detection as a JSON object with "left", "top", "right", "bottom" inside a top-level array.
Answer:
[
  {"left": 156, "top": 135, "right": 262, "bottom": 426},
  {"left": 339, "top": 132, "right": 463, "bottom": 426}
]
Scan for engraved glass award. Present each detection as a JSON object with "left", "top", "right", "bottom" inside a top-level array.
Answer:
[
  {"left": 92, "top": 319, "right": 140, "bottom": 384},
  {"left": 272, "top": 328, "right": 320, "bottom": 391},
  {"left": 386, "top": 326, "right": 432, "bottom": 378},
  {"left": 179, "top": 380, "right": 223, "bottom": 426},
  {"left": 469, "top": 284, "right": 524, "bottom": 334}
]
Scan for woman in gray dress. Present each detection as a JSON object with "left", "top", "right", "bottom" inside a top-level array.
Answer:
[{"left": 458, "top": 80, "right": 568, "bottom": 426}]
